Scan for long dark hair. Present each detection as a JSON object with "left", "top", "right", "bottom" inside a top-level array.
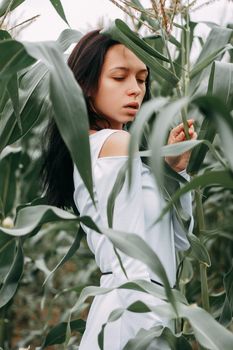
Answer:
[{"left": 41, "top": 29, "right": 151, "bottom": 210}]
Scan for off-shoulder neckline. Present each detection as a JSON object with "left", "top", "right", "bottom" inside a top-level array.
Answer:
[{"left": 89, "top": 129, "right": 124, "bottom": 137}]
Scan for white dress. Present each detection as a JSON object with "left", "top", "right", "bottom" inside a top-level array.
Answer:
[{"left": 73, "top": 129, "right": 193, "bottom": 350}]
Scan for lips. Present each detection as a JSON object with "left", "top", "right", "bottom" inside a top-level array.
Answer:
[{"left": 124, "top": 102, "right": 139, "bottom": 109}]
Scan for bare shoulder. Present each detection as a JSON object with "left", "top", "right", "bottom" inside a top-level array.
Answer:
[{"left": 98, "top": 130, "right": 131, "bottom": 158}]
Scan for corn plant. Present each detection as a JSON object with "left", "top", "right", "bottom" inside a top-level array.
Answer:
[{"left": 0, "top": 0, "right": 233, "bottom": 349}]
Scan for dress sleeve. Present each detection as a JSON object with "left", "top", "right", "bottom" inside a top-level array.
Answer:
[
  {"left": 94, "top": 156, "right": 151, "bottom": 282},
  {"left": 172, "top": 169, "right": 193, "bottom": 251}
]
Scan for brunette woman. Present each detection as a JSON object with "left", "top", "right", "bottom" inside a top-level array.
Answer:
[{"left": 42, "top": 30, "right": 196, "bottom": 349}]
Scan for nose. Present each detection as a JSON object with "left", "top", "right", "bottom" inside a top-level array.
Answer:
[{"left": 126, "top": 77, "right": 141, "bottom": 98}]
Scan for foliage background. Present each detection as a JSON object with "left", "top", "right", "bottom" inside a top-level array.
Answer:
[{"left": 0, "top": 0, "right": 233, "bottom": 349}]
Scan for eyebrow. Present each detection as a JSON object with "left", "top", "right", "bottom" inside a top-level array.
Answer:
[{"left": 109, "top": 67, "right": 148, "bottom": 74}]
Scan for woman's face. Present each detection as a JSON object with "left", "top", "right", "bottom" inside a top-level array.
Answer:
[{"left": 91, "top": 44, "right": 148, "bottom": 130}]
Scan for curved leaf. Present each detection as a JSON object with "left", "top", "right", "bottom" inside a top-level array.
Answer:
[
  {"left": 150, "top": 97, "right": 188, "bottom": 188},
  {"left": 187, "top": 117, "right": 216, "bottom": 174},
  {"left": 0, "top": 0, "right": 25, "bottom": 17},
  {"left": 114, "top": 19, "right": 169, "bottom": 62},
  {"left": 23, "top": 41, "right": 94, "bottom": 203},
  {"left": 43, "top": 226, "right": 85, "bottom": 285},
  {"left": 0, "top": 238, "right": 23, "bottom": 309},
  {"left": 219, "top": 263, "right": 233, "bottom": 326},
  {"left": 208, "top": 61, "right": 233, "bottom": 110},
  {"left": 155, "top": 170, "right": 233, "bottom": 224},
  {"left": 190, "top": 26, "right": 233, "bottom": 95},
  {"left": 107, "top": 162, "right": 127, "bottom": 228},
  {"left": 124, "top": 325, "right": 192, "bottom": 350},
  {"left": 7, "top": 73, "right": 21, "bottom": 132},
  {"left": 190, "top": 44, "right": 233, "bottom": 80},
  {"left": 70, "top": 278, "right": 186, "bottom": 318},
  {"left": 127, "top": 300, "right": 233, "bottom": 350},
  {"left": 123, "top": 325, "right": 164, "bottom": 350},
  {"left": 0, "top": 146, "right": 21, "bottom": 216},
  {"left": 0, "top": 205, "right": 77, "bottom": 237},
  {"left": 101, "top": 19, "right": 179, "bottom": 85},
  {"left": 128, "top": 97, "right": 168, "bottom": 186},
  {"left": 0, "top": 29, "right": 11, "bottom": 40},
  {"left": 0, "top": 239, "right": 15, "bottom": 284},
  {"left": 188, "top": 233, "right": 211, "bottom": 267},
  {"left": 0, "top": 66, "right": 50, "bottom": 151},
  {"left": 41, "top": 319, "right": 86, "bottom": 348},
  {"left": 49, "top": 0, "right": 69, "bottom": 26},
  {"left": 194, "top": 95, "right": 233, "bottom": 171},
  {"left": 102, "top": 227, "right": 177, "bottom": 313},
  {"left": 56, "top": 28, "right": 83, "bottom": 52},
  {"left": 0, "top": 40, "right": 35, "bottom": 79}
]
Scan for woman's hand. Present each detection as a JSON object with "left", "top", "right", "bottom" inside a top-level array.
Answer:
[{"left": 165, "top": 119, "right": 197, "bottom": 172}]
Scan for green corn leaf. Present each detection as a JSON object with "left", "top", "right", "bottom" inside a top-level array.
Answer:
[
  {"left": 0, "top": 146, "right": 21, "bottom": 217},
  {"left": 0, "top": 29, "right": 84, "bottom": 151},
  {"left": 107, "top": 162, "right": 127, "bottom": 228},
  {"left": 219, "top": 297, "right": 232, "bottom": 327},
  {"left": 188, "top": 94, "right": 233, "bottom": 174},
  {"left": 98, "top": 308, "right": 125, "bottom": 350},
  {"left": 6, "top": 73, "right": 21, "bottom": 133},
  {"left": 70, "top": 279, "right": 187, "bottom": 318},
  {"left": 188, "top": 233, "right": 211, "bottom": 267},
  {"left": 49, "top": 0, "right": 69, "bottom": 26},
  {"left": 0, "top": 205, "right": 101, "bottom": 242},
  {"left": 123, "top": 325, "right": 165, "bottom": 350},
  {"left": 190, "top": 26, "right": 233, "bottom": 95},
  {"left": 41, "top": 319, "right": 86, "bottom": 348},
  {"left": 0, "top": 64, "right": 50, "bottom": 151},
  {"left": 219, "top": 263, "right": 233, "bottom": 326},
  {"left": 187, "top": 117, "right": 216, "bottom": 174},
  {"left": 0, "top": 205, "right": 78, "bottom": 237},
  {"left": 190, "top": 44, "right": 233, "bottom": 80},
  {"left": 129, "top": 300, "right": 233, "bottom": 350},
  {"left": 0, "top": 0, "right": 25, "bottom": 17},
  {"left": 194, "top": 95, "right": 233, "bottom": 171},
  {"left": 102, "top": 227, "right": 177, "bottom": 313},
  {"left": 23, "top": 41, "right": 94, "bottom": 203},
  {"left": 150, "top": 97, "right": 188, "bottom": 188},
  {"left": 0, "top": 239, "right": 16, "bottom": 284},
  {"left": 114, "top": 19, "right": 169, "bottom": 62},
  {"left": 223, "top": 263, "right": 233, "bottom": 313},
  {"left": 155, "top": 170, "right": 233, "bottom": 224},
  {"left": 0, "top": 29, "right": 11, "bottom": 40},
  {"left": 0, "top": 36, "right": 94, "bottom": 202},
  {"left": 208, "top": 61, "right": 233, "bottom": 110},
  {"left": 101, "top": 19, "right": 179, "bottom": 86},
  {"left": 43, "top": 226, "right": 85, "bottom": 285},
  {"left": 130, "top": 0, "right": 160, "bottom": 31},
  {"left": 56, "top": 28, "right": 83, "bottom": 51},
  {"left": 0, "top": 39, "right": 35, "bottom": 79},
  {"left": 0, "top": 234, "right": 13, "bottom": 254},
  {"left": 131, "top": 0, "right": 181, "bottom": 49},
  {"left": 124, "top": 325, "right": 192, "bottom": 350},
  {"left": 0, "top": 238, "right": 23, "bottom": 309},
  {"left": 128, "top": 97, "right": 168, "bottom": 188}
]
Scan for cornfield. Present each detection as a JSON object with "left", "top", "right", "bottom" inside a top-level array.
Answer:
[{"left": 0, "top": 0, "right": 233, "bottom": 349}]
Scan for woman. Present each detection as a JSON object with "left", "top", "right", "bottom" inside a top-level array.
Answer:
[{"left": 42, "top": 30, "right": 196, "bottom": 349}]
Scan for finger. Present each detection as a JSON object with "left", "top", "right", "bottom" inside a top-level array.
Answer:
[
  {"left": 191, "top": 131, "right": 198, "bottom": 140},
  {"left": 176, "top": 131, "right": 185, "bottom": 142},
  {"left": 172, "top": 119, "right": 194, "bottom": 136},
  {"left": 187, "top": 119, "right": 194, "bottom": 126},
  {"left": 189, "top": 125, "right": 195, "bottom": 135},
  {"left": 171, "top": 124, "right": 185, "bottom": 137}
]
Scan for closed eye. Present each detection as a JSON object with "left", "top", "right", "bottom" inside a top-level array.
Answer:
[{"left": 113, "top": 77, "right": 125, "bottom": 81}]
